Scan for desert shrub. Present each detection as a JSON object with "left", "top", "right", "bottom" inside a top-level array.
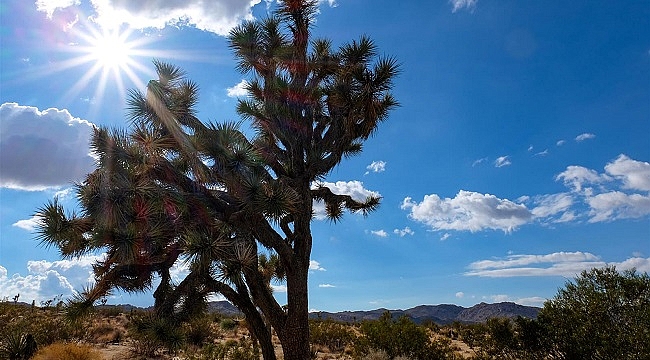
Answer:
[
  {"left": 219, "top": 317, "right": 238, "bottom": 331},
  {"left": 362, "top": 349, "right": 390, "bottom": 360},
  {"left": 184, "top": 315, "right": 218, "bottom": 347},
  {"left": 129, "top": 313, "right": 184, "bottom": 356},
  {"left": 0, "top": 303, "right": 86, "bottom": 349},
  {"left": 355, "top": 312, "right": 457, "bottom": 360},
  {"left": 0, "top": 332, "right": 38, "bottom": 360},
  {"left": 309, "top": 318, "right": 357, "bottom": 351},
  {"left": 185, "top": 339, "right": 260, "bottom": 360},
  {"left": 87, "top": 321, "right": 124, "bottom": 344},
  {"left": 537, "top": 266, "right": 650, "bottom": 359},
  {"left": 32, "top": 342, "right": 102, "bottom": 360}
]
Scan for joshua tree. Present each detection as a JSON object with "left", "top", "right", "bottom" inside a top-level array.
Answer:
[{"left": 35, "top": 1, "right": 398, "bottom": 358}]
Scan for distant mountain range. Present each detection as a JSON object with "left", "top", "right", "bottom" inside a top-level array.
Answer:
[
  {"left": 308, "top": 302, "right": 540, "bottom": 325},
  {"left": 87, "top": 301, "right": 540, "bottom": 325}
]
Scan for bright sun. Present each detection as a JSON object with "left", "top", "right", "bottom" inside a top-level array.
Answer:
[
  {"left": 90, "top": 30, "right": 133, "bottom": 70},
  {"left": 51, "top": 23, "right": 157, "bottom": 108}
]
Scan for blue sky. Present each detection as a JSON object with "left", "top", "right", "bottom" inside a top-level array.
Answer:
[{"left": 1, "top": 0, "right": 649, "bottom": 312}]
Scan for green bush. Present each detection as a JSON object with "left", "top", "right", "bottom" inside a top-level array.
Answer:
[
  {"left": 129, "top": 313, "right": 185, "bottom": 356},
  {"left": 0, "top": 302, "right": 86, "bottom": 350},
  {"left": 219, "top": 317, "right": 238, "bottom": 331},
  {"left": 355, "top": 312, "right": 457, "bottom": 360},
  {"left": 309, "top": 318, "right": 357, "bottom": 352},
  {"left": 0, "top": 332, "right": 38, "bottom": 360}
]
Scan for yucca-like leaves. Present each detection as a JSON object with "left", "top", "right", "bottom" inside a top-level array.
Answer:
[{"left": 34, "top": 199, "right": 94, "bottom": 258}]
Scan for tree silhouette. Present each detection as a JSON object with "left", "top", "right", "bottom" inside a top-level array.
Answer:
[{"left": 35, "top": 1, "right": 398, "bottom": 358}]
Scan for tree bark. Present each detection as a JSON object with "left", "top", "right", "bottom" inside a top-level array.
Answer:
[{"left": 279, "top": 263, "right": 310, "bottom": 359}]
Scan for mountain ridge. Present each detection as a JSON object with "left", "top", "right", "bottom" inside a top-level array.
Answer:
[{"left": 84, "top": 301, "right": 540, "bottom": 325}]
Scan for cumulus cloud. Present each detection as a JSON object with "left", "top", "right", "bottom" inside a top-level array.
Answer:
[
  {"left": 403, "top": 155, "right": 650, "bottom": 233},
  {"left": 393, "top": 227, "right": 414, "bottom": 237},
  {"left": 401, "top": 190, "right": 531, "bottom": 233},
  {"left": 440, "top": 233, "right": 451, "bottom": 241},
  {"left": 309, "top": 260, "right": 326, "bottom": 271},
  {"left": 556, "top": 165, "right": 610, "bottom": 192},
  {"left": 312, "top": 181, "right": 381, "bottom": 220},
  {"left": 36, "top": 0, "right": 80, "bottom": 18},
  {"left": 370, "top": 230, "right": 388, "bottom": 238},
  {"left": 365, "top": 160, "right": 386, "bottom": 175},
  {"left": 494, "top": 156, "right": 511, "bottom": 168},
  {"left": 318, "top": 283, "right": 335, "bottom": 288},
  {"left": 556, "top": 140, "right": 566, "bottom": 146},
  {"left": 12, "top": 216, "right": 42, "bottom": 232},
  {"left": 0, "top": 255, "right": 103, "bottom": 304},
  {"left": 465, "top": 251, "right": 650, "bottom": 277},
  {"left": 36, "top": 0, "right": 338, "bottom": 36},
  {"left": 455, "top": 291, "right": 464, "bottom": 298},
  {"left": 0, "top": 103, "right": 95, "bottom": 191},
  {"left": 587, "top": 191, "right": 650, "bottom": 222},
  {"left": 450, "top": 0, "right": 477, "bottom": 13},
  {"left": 226, "top": 79, "right": 249, "bottom": 98},
  {"left": 553, "top": 155, "right": 650, "bottom": 222},
  {"left": 575, "top": 133, "right": 596, "bottom": 142},
  {"left": 604, "top": 155, "right": 650, "bottom": 191}
]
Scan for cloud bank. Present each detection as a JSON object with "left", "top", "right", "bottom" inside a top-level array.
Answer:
[
  {"left": 0, "top": 103, "right": 96, "bottom": 191},
  {"left": 403, "top": 155, "right": 650, "bottom": 232},
  {"left": 0, "top": 255, "right": 103, "bottom": 304},
  {"left": 466, "top": 251, "right": 650, "bottom": 277},
  {"left": 36, "top": 0, "right": 338, "bottom": 36}
]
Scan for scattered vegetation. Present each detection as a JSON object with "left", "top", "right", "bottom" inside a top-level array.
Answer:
[
  {"left": 0, "top": 266, "right": 647, "bottom": 359},
  {"left": 31, "top": 343, "right": 102, "bottom": 360}
]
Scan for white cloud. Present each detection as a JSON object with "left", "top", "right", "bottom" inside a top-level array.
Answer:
[
  {"left": 535, "top": 149, "right": 549, "bottom": 156},
  {"left": 87, "top": 0, "right": 261, "bottom": 35},
  {"left": 604, "top": 154, "right": 650, "bottom": 191},
  {"left": 393, "top": 227, "right": 414, "bottom": 237},
  {"left": 515, "top": 296, "right": 546, "bottom": 307},
  {"left": 309, "top": 260, "right": 326, "bottom": 271},
  {"left": 12, "top": 216, "right": 42, "bottom": 232},
  {"left": 312, "top": 181, "right": 381, "bottom": 220},
  {"left": 37, "top": 0, "right": 338, "bottom": 35},
  {"left": 226, "top": 79, "right": 249, "bottom": 98},
  {"left": 494, "top": 156, "right": 511, "bottom": 168},
  {"left": 401, "top": 190, "right": 531, "bottom": 233},
  {"left": 490, "top": 294, "right": 510, "bottom": 302},
  {"left": 318, "top": 283, "right": 335, "bottom": 288},
  {"left": 318, "top": 0, "right": 338, "bottom": 7},
  {"left": 472, "top": 157, "right": 488, "bottom": 167},
  {"left": 575, "top": 133, "right": 596, "bottom": 142},
  {"left": 527, "top": 145, "right": 533, "bottom": 152},
  {"left": 405, "top": 155, "right": 650, "bottom": 232},
  {"left": 271, "top": 284, "right": 287, "bottom": 293},
  {"left": 556, "top": 165, "right": 610, "bottom": 192},
  {"left": 440, "top": 233, "right": 451, "bottom": 241},
  {"left": 36, "top": 0, "right": 80, "bottom": 18},
  {"left": 484, "top": 294, "right": 546, "bottom": 307},
  {"left": 0, "top": 103, "right": 95, "bottom": 191},
  {"left": 556, "top": 140, "right": 566, "bottom": 146},
  {"left": 0, "top": 255, "right": 103, "bottom": 304},
  {"left": 530, "top": 193, "right": 574, "bottom": 221},
  {"left": 455, "top": 291, "right": 464, "bottom": 298},
  {"left": 465, "top": 251, "right": 650, "bottom": 277},
  {"left": 587, "top": 191, "right": 650, "bottom": 223},
  {"left": 365, "top": 160, "right": 386, "bottom": 175},
  {"left": 450, "top": 0, "right": 477, "bottom": 13},
  {"left": 370, "top": 230, "right": 388, "bottom": 238}
]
